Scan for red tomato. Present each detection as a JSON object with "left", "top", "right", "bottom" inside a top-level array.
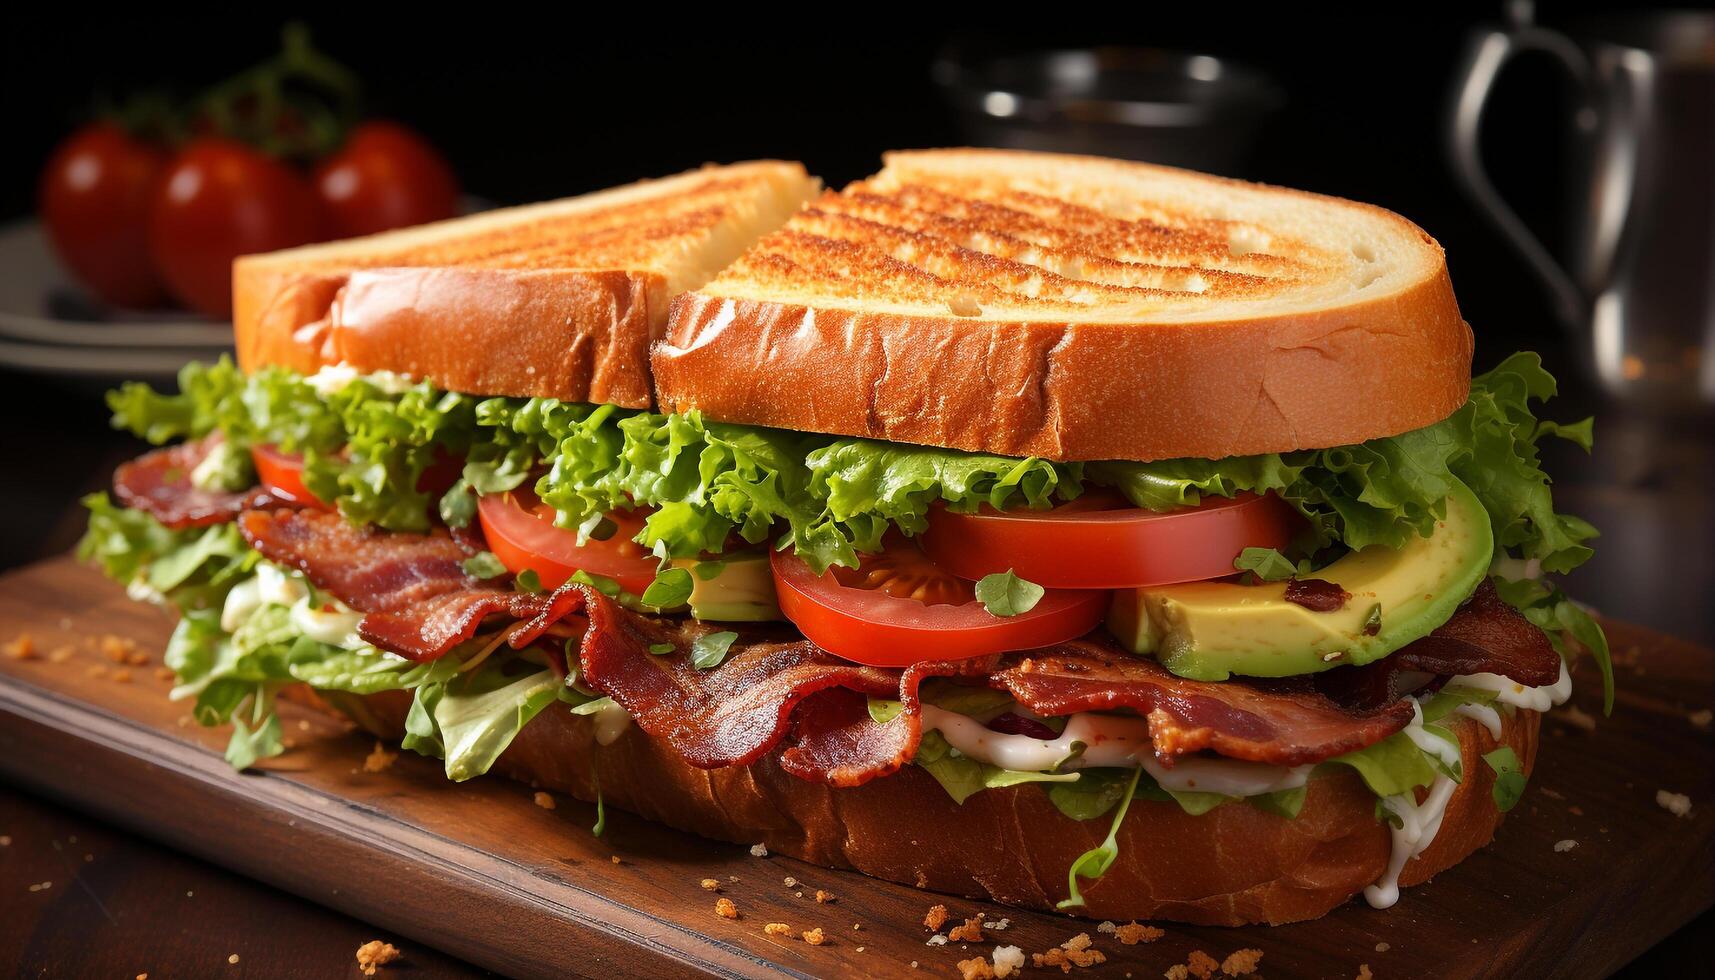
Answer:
[
  {"left": 251, "top": 444, "right": 330, "bottom": 508},
  {"left": 314, "top": 122, "right": 459, "bottom": 239},
  {"left": 920, "top": 490, "right": 1300, "bottom": 589},
  {"left": 477, "top": 488, "right": 658, "bottom": 596},
  {"left": 251, "top": 444, "right": 461, "bottom": 510},
  {"left": 770, "top": 535, "right": 1107, "bottom": 667},
  {"left": 37, "top": 124, "right": 169, "bottom": 308},
  {"left": 149, "top": 138, "right": 323, "bottom": 317}
]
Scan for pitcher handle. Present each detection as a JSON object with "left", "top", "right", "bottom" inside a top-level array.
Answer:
[{"left": 1446, "top": 18, "right": 1595, "bottom": 330}]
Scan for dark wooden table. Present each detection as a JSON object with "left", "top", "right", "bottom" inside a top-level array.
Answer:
[{"left": 1, "top": 365, "right": 1711, "bottom": 978}]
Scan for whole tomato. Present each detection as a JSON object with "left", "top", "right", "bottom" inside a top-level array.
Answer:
[
  {"left": 38, "top": 123, "right": 170, "bottom": 308},
  {"left": 149, "top": 138, "right": 324, "bottom": 317},
  {"left": 314, "top": 121, "right": 460, "bottom": 239}
]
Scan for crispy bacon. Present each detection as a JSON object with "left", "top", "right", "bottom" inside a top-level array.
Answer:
[
  {"left": 228, "top": 508, "right": 1562, "bottom": 785},
  {"left": 113, "top": 436, "right": 280, "bottom": 529},
  {"left": 237, "top": 508, "right": 572, "bottom": 662},
  {"left": 1315, "top": 580, "right": 1562, "bottom": 710},
  {"left": 577, "top": 595, "right": 899, "bottom": 771}
]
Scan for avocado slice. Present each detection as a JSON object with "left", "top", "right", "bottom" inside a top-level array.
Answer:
[
  {"left": 1108, "top": 479, "right": 1493, "bottom": 680},
  {"left": 674, "top": 553, "right": 782, "bottom": 622}
]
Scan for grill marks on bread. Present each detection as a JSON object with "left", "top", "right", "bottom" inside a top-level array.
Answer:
[{"left": 701, "top": 169, "right": 1347, "bottom": 319}]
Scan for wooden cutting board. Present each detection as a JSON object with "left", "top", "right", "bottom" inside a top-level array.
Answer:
[{"left": 0, "top": 556, "right": 1710, "bottom": 980}]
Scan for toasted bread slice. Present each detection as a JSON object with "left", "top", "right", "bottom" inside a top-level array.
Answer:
[
  {"left": 235, "top": 161, "right": 818, "bottom": 407},
  {"left": 656, "top": 149, "right": 1472, "bottom": 461}
]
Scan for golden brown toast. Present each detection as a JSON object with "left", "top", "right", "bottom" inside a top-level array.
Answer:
[
  {"left": 656, "top": 149, "right": 1472, "bottom": 461},
  {"left": 234, "top": 161, "right": 818, "bottom": 407}
]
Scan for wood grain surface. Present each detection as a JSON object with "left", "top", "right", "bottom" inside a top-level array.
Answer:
[{"left": 1, "top": 556, "right": 1711, "bottom": 980}]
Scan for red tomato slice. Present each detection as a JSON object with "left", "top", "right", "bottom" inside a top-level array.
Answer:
[
  {"left": 770, "top": 535, "right": 1107, "bottom": 667},
  {"left": 920, "top": 489, "right": 1299, "bottom": 589},
  {"left": 476, "top": 487, "right": 658, "bottom": 596},
  {"left": 251, "top": 444, "right": 330, "bottom": 508},
  {"left": 250, "top": 445, "right": 463, "bottom": 511}
]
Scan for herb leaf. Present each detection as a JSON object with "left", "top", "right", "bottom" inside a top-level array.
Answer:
[
  {"left": 461, "top": 551, "right": 508, "bottom": 580},
  {"left": 690, "top": 631, "right": 739, "bottom": 670},
  {"left": 975, "top": 569, "right": 1044, "bottom": 617},
  {"left": 641, "top": 567, "right": 693, "bottom": 609},
  {"left": 1483, "top": 746, "right": 1527, "bottom": 811}
]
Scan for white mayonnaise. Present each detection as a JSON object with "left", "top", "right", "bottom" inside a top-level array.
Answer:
[
  {"left": 306, "top": 363, "right": 417, "bottom": 397},
  {"left": 1363, "top": 773, "right": 1458, "bottom": 909},
  {"left": 591, "top": 702, "right": 632, "bottom": 745},
  {"left": 1452, "top": 661, "right": 1573, "bottom": 712},
  {"left": 288, "top": 598, "right": 366, "bottom": 650},
  {"left": 1362, "top": 663, "right": 1573, "bottom": 908},
  {"left": 1454, "top": 702, "right": 1504, "bottom": 739},
  {"left": 1399, "top": 702, "right": 1464, "bottom": 773},
  {"left": 918, "top": 705, "right": 1311, "bottom": 798}
]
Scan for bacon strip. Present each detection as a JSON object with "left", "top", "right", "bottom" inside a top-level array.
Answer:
[
  {"left": 1315, "top": 580, "right": 1562, "bottom": 710},
  {"left": 114, "top": 436, "right": 281, "bottom": 529},
  {"left": 577, "top": 595, "right": 899, "bottom": 770},
  {"left": 238, "top": 508, "right": 569, "bottom": 662}
]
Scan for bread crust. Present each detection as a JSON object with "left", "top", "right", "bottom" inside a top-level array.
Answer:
[
  {"left": 656, "top": 268, "right": 1473, "bottom": 462},
  {"left": 340, "top": 690, "right": 1534, "bottom": 926}
]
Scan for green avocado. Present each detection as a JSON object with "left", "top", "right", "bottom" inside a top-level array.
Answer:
[
  {"left": 1107, "top": 479, "right": 1493, "bottom": 680},
  {"left": 676, "top": 553, "right": 782, "bottom": 622}
]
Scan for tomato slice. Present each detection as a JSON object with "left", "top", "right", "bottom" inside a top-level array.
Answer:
[
  {"left": 250, "top": 445, "right": 464, "bottom": 511},
  {"left": 476, "top": 487, "right": 658, "bottom": 596},
  {"left": 920, "top": 489, "right": 1299, "bottom": 589},
  {"left": 770, "top": 535, "right": 1107, "bottom": 667},
  {"left": 251, "top": 444, "right": 331, "bottom": 508}
]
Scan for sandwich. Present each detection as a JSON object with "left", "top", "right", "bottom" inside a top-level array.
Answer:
[{"left": 79, "top": 149, "right": 1610, "bottom": 926}]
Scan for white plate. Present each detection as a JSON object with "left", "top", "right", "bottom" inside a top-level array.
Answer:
[{"left": 0, "top": 219, "right": 233, "bottom": 382}]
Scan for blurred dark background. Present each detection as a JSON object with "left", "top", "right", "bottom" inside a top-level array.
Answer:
[{"left": 2, "top": 5, "right": 1711, "bottom": 974}]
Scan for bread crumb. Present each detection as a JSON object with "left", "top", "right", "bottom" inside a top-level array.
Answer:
[
  {"left": 983, "top": 918, "right": 1010, "bottom": 931},
  {"left": 993, "top": 945, "right": 1025, "bottom": 979},
  {"left": 364, "top": 743, "right": 398, "bottom": 774},
  {"left": 4, "top": 633, "right": 37, "bottom": 659},
  {"left": 86, "top": 664, "right": 108, "bottom": 678},
  {"left": 856, "top": 946, "right": 865, "bottom": 953},
  {"left": 1656, "top": 790, "right": 1694, "bottom": 818},
  {"left": 355, "top": 940, "right": 402, "bottom": 976},
  {"left": 783, "top": 875, "right": 798, "bottom": 887},
  {"left": 177, "top": 715, "right": 192, "bottom": 728},
  {"left": 100, "top": 635, "right": 137, "bottom": 662},
  {"left": 729, "top": 875, "right": 739, "bottom": 882},
  {"left": 1554, "top": 839, "right": 1578, "bottom": 852},
  {"left": 126, "top": 649, "right": 150, "bottom": 666},
  {"left": 948, "top": 916, "right": 985, "bottom": 943},
  {"left": 155, "top": 666, "right": 176, "bottom": 681},
  {"left": 1539, "top": 787, "right": 1564, "bottom": 800},
  {"left": 714, "top": 898, "right": 738, "bottom": 919},
  {"left": 1165, "top": 968, "right": 1190, "bottom": 980},
  {"left": 957, "top": 957, "right": 996, "bottom": 980},
  {"left": 1356, "top": 966, "right": 1373, "bottom": 980},
  {"left": 853, "top": 922, "right": 862, "bottom": 930},
  {"left": 532, "top": 790, "right": 555, "bottom": 810},
  {"left": 1220, "top": 949, "right": 1263, "bottom": 976},
  {"left": 700, "top": 878, "right": 721, "bottom": 892},
  {"left": 28, "top": 881, "right": 52, "bottom": 892},
  {"left": 112, "top": 668, "right": 133, "bottom": 683},
  {"left": 749, "top": 843, "right": 768, "bottom": 857},
  {"left": 136, "top": 974, "right": 147, "bottom": 979},
  {"left": 802, "top": 927, "right": 826, "bottom": 946},
  {"left": 924, "top": 904, "right": 950, "bottom": 931},
  {"left": 815, "top": 889, "right": 835, "bottom": 904},
  {"left": 1555, "top": 704, "right": 1597, "bottom": 732},
  {"left": 1116, "top": 922, "right": 1165, "bottom": 945},
  {"left": 1033, "top": 936, "right": 1106, "bottom": 972},
  {"left": 1690, "top": 708, "right": 1712, "bottom": 729},
  {"left": 227, "top": 954, "right": 240, "bottom": 964},
  {"left": 1187, "top": 950, "right": 1219, "bottom": 979},
  {"left": 1569, "top": 805, "right": 1584, "bottom": 816},
  {"left": 50, "top": 646, "right": 75, "bottom": 663},
  {"left": 1097, "top": 921, "right": 1116, "bottom": 934},
  {"left": 764, "top": 922, "right": 792, "bottom": 937},
  {"left": 610, "top": 856, "right": 621, "bottom": 864},
  {"left": 0, "top": 836, "right": 10, "bottom": 846},
  {"left": 1375, "top": 942, "right": 1390, "bottom": 952},
  {"left": 927, "top": 935, "right": 950, "bottom": 947},
  {"left": 911, "top": 962, "right": 919, "bottom": 970}
]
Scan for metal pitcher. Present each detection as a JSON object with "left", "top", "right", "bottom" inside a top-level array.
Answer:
[{"left": 1448, "top": 6, "right": 1715, "bottom": 412}]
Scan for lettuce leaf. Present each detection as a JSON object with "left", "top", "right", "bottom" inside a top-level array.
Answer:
[
  {"left": 1323, "top": 731, "right": 1439, "bottom": 798},
  {"left": 101, "top": 353, "right": 1598, "bottom": 580}
]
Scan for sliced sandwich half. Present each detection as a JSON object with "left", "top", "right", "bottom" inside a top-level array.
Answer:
[{"left": 82, "top": 149, "right": 1607, "bottom": 927}]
